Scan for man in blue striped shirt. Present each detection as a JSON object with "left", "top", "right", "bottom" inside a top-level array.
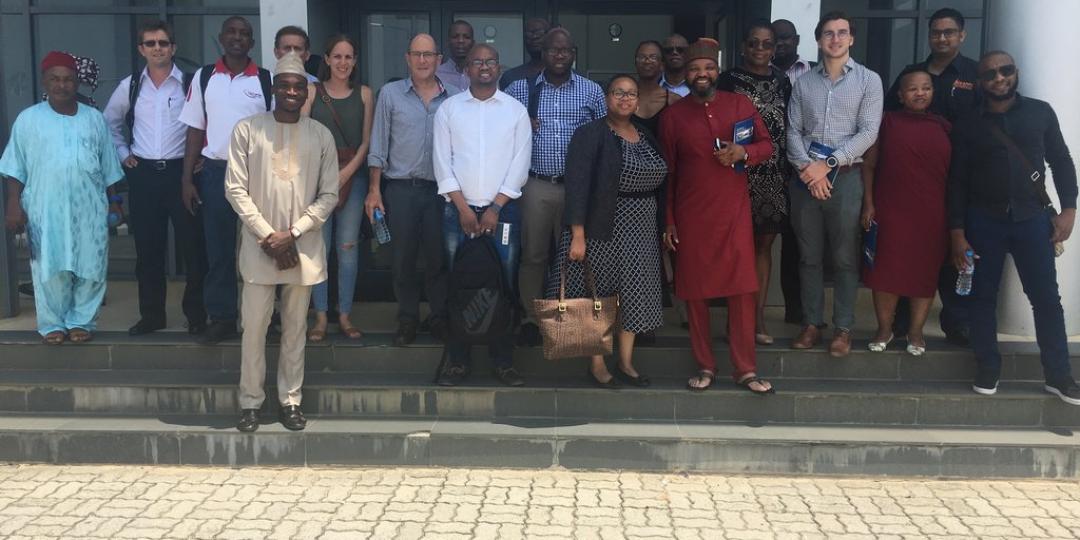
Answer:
[
  {"left": 505, "top": 28, "right": 606, "bottom": 345},
  {"left": 786, "top": 11, "right": 883, "bottom": 358}
]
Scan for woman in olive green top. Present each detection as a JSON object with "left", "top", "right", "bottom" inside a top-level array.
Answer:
[{"left": 301, "top": 34, "right": 374, "bottom": 341}]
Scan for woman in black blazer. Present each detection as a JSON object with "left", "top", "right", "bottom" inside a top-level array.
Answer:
[{"left": 545, "top": 75, "right": 669, "bottom": 389}]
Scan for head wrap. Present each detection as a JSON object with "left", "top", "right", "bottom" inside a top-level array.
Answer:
[
  {"left": 274, "top": 51, "right": 306, "bottom": 78},
  {"left": 686, "top": 38, "right": 721, "bottom": 65},
  {"left": 40, "top": 51, "right": 76, "bottom": 73}
]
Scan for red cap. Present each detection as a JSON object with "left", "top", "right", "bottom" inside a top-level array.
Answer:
[{"left": 41, "top": 51, "right": 76, "bottom": 73}]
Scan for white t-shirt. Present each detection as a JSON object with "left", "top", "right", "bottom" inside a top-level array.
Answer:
[{"left": 178, "top": 57, "right": 269, "bottom": 160}]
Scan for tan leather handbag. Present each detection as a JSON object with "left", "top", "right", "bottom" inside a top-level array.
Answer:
[{"left": 533, "top": 258, "right": 619, "bottom": 360}]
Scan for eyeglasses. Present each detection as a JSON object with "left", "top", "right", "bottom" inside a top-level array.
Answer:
[
  {"left": 544, "top": 47, "right": 574, "bottom": 57},
  {"left": 746, "top": 39, "right": 775, "bottom": 50},
  {"left": 609, "top": 89, "right": 638, "bottom": 100},
  {"left": 140, "top": 39, "right": 172, "bottom": 48},
  {"left": 821, "top": 29, "right": 851, "bottom": 41},
  {"left": 468, "top": 58, "right": 499, "bottom": 68},
  {"left": 978, "top": 64, "right": 1017, "bottom": 81},
  {"left": 635, "top": 54, "right": 660, "bottom": 63},
  {"left": 407, "top": 51, "right": 440, "bottom": 60},
  {"left": 929, "top": 28, "right": 961, "bottom": 40},
  {"left": 662, "top": 46, "right": 686, "bottom": 55}
]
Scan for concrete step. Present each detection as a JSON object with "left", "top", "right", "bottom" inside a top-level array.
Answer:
[
  {"left": 0, "top": 414, "right": 1076, "bottom": 478},
  {"left": 2, "top": 331, "right": 1076, "bottom": 383},
  {"left": 0, "top": 371, "right": 1076, "bottom": 428}
]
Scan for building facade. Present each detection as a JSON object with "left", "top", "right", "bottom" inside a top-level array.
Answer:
[{"left": 3, "top": 0, "right": 1077, "bottom": 335}]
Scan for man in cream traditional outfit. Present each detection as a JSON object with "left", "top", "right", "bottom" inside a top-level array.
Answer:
[{"left": 225, "top": 52, "right": 339, "bottom": 432}]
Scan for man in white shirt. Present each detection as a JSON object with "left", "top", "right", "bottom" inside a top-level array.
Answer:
[
  {"left": 178, "top": 15, "right": 272, "bottom": 345},
  {"left": 433, "top": 44, "right": 532, "bottom": 387},
  {"left": 103, "top": 20, "right": 206, "bottom": 337}
]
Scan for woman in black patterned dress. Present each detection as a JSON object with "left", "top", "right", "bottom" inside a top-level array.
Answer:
[
  {"left": 546, "top": 75, "right": 667, "bottom": 389},
  {"left": 717, "top": 19, "right": 792, "bottom": 345}
]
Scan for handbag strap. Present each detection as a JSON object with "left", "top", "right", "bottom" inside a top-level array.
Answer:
[
  {"left": 315, "top": 82, "right": 356, "bottom": 150},
  {"left": 982, "top": 118, "right": 1052, "bottom": 208},
  {"left": 557, "top": 256, "right": 601, "bottom": 306}
]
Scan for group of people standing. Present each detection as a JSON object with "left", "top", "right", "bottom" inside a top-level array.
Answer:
[{"left": 2, "top": 6, "right": 1078, "bottom": 434}]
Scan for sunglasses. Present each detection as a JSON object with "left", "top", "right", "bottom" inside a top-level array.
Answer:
[
  {"left": 140, "top": 39, "right": 172, "bottom": 48},
  {"left": 978, "top": 64, "right": 1016, "bottom": 82},
  {"left": 662, "top": 46, "right": 686, "bottom": 55},
  {"left": 746, "top": 39, "right": 775, "bottom": 50}
]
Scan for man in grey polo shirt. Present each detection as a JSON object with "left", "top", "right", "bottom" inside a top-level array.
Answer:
[
  {"left": 786, "top": 11, "right": 882, "bottom": 358},
  {"left": 366, "top": 33, "right": 461, "bottom": 346}
]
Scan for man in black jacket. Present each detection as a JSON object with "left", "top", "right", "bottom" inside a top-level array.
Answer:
[{"left": 948, "top": 51, "right": 1079, "bottom": 405}]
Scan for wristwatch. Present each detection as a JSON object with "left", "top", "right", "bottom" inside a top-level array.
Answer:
[
  {"left": 289, "top": 226, "right": 301, "bottom": 239},
  {"left": 825, "top": 155, "right": 840, "bottom": 169},
  {"left": 489, "top": 203, "right": 503, "bottom": 215}
]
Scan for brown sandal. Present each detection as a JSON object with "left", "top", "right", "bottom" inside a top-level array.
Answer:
[
  {"left": 340, "top": 326, "right": 363, "bottom": 339},
  {"left": 42, "top": 331, "right": 65, "bottom": 345},
  {"left": 687, "top": 370, "right": 715, "bottom": 392},
  {"left": 307, "top": 328, "right": 326, "bottom": 342},
  {"left": 67, "top": 328, "right": 92, "bottom": 343},
  {"left": 737, "top": 375, "right": 775, "bottom": 395}
]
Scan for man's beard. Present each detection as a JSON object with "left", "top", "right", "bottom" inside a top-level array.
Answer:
[
  {"left": 691, "top": 80, "right": 715, "bottom": 98},
  {"left": 986, "top": 77, "right": 1019, "bottom": 102}
]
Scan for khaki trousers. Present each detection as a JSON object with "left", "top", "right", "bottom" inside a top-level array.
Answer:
[
  {"left": 518, "top": 177, "right": 565, "bottom": 322},
  {"left": 238, "top": 282, "right": 311, "bottom": 410}
]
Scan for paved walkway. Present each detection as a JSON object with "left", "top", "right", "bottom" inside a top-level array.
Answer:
[{"left": 1, "top": 465, "right": 1079, "bottom": 539}]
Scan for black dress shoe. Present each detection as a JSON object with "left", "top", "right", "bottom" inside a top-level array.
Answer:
[
  {"left": 279, "top": 404, "right": 307, "bottom": 431},
  {"left": 428, "top": 316, "right": 448, "bottom": 342},
  {"left": 493, "top": 366, "right": 525, "bottom": 387},
  {"left": 517, "top": 322, "right": 541, "bottom": 347},
  {"left": 587, "top": 367, "right": 620, "bottom": 389},
  {"left": 128, "top": 319, "right": 166, "bottom": 336},
  {"left": 199, "top": 320, "right": 237, "bottom": 345},
  {"left": 187, "top": 320, "right": 207, "bottom": 335},
  {"left": 614, "top": 366, "right": 651, "bottom": 388},
  {"left": 436, "top": 363, "right": 469, "bottom": 387},
  {"left": 945, "top": 328, "right": 971, "bottom": 347},
  {"left": 393, "top": 320, "right": 418, "bottom": 346},
  {"left": 236, "top": 409, "right": 260, "bottom": 432}
]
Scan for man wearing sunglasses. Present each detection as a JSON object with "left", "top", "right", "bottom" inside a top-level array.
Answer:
[
  {"left": 948, "top": 51, "right": 1080, "bottom": 405},
  {"left": 770, "top": 19, "right": 816, "bottom": 85},
  {"left": 884, "top": 8, "right": 980, "bottom": 346},
  {"left": 103, "top": 20, "right": 206, "bottom": 338},
  {"left": 660, "top": 34, "right": 690, "bottom": 97}
]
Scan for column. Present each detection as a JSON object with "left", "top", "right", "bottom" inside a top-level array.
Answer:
[
  {"left": 259, "top": 0, "right": 309, "bottom": 66},
  {"left": 987, "top": 0, "right": 1080, "bottom": 335}
]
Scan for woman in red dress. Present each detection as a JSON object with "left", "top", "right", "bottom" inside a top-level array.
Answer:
[{"left": 860, "top": 68, "right": 951, "bottom": 356}]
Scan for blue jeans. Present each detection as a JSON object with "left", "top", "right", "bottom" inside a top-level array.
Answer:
[
  {"left": 196, "top": 160, "right": 238, "bottom": 322},
  {"left": 966, "top": 207, "right": 1072, "bottom": 385},
  {"left": 312, "top": 173, "right": 369, "bottom": 314},
  {"left": 442, "top": 201, "right": 521, "bottom": 368}
]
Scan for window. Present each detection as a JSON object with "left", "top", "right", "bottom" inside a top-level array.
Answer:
[
  {"left": 363, "top": 13, "right": 430, "bottom": 92},
  {"left": 170, "top": 14, "right": 264, "bottom": 70}
]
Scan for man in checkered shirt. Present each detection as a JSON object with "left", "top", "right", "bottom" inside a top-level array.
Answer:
[
  {"left": 786, "top": 11, "right": 883, "bottom": 358},
  {"left": 505, "top": 28, "right": 606, "bottom": 346}
]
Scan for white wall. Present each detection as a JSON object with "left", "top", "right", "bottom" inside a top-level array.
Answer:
[
  {"left": 259, "top": 0, "right": 308, "bottom": 66},
  {"left": 988, "top": 0, "right": 1080, "bottom": 335},
  {"left": 770, "top": 0, "right": 821, "bottom": 62}
]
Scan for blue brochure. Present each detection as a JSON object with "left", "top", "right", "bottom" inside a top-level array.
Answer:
[
  {"left": 863, "top": 219, "right": 878, "bottom": 269},
  {"left": 733, "top": 117, "right": 754, "bottom": 172}
]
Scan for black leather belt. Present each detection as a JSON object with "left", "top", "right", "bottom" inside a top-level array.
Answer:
[
  {"left": 529, "top": 172, "right": 564, "bottom": 184},
  {"left": 135, "top": 157, "right": 183, "bottom": 171},
  {"left": 386, "top": 177, "right": 435, "bottom": 188}
]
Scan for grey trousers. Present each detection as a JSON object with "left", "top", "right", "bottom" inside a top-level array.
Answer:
[
  {"left": 518, "top": 177, "right": 565, "bottom": 322},
  {"left": 239, "top": 282, "right": 311, "bottom": 410},
  {"left": 789, "top": 167, "right": 864, "bottom": 330},
  {"left": 384, "top": 179, "right": 448, "bottom": 323}
]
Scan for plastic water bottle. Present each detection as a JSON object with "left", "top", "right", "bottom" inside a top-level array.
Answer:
[
  {"left": 373, "top": 208, "right": 391, "bottom": 245},
  {"left": 107, "top": 210, "right": 122, "bottom": 228},
  {"left": 955, "top": 249, "right": 974, "bottom": 296}
]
